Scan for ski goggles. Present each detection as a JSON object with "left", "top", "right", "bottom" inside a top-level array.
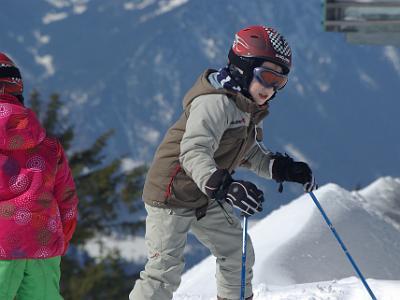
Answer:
[{"left": 253, "top": 67, "right": 288, "bottom": 90}]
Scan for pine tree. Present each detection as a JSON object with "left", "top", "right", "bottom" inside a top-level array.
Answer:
[{"left": 29, "top": 90, "right": 147, "bottom": 300}]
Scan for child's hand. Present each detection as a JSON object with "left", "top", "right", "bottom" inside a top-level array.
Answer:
[
  {"left": 205, "top": 168, "right": 233, "bottom": 200},
  {"left": 226, "top": 181, "right": 264, "bottom": 216},
  {"left": 271, "top": 152, "right": 318, "bottom": 192}
]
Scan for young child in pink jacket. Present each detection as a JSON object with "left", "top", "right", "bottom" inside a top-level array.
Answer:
[{"left": 0, "top": 52, "right": 79, "bottom": 300}]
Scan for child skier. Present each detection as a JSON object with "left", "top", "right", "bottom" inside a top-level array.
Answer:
[
  {"left": 0, "top": 52, "right": 79, "bottom": 300},
  {"left": 130, "top": 25, "right": 317, "bottom": 300}
]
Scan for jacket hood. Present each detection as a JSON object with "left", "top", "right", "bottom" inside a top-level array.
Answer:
[
  {"left": 183, "top": 69, "right": 269, "bottom": 123},
  {"left": 0, "top": 94, "right": 46, "bottom": 150}
]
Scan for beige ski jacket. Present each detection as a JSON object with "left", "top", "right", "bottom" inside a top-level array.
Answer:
[{"left": 143, "top": 69, "right": 274, "bottom": 209}]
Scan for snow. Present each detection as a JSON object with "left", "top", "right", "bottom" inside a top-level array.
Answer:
[
  {"left": 33, "top": 30, "right": 50, "bottom": 45},
  {"left": 318, "top": 56, "right": 332, "bottom": 65},
  {"left": 157, "top": 0, "right": 189, "bottom": 15},
  {"left": 70, "top": 91, "right": 89, "bottom": 105},
  {"left": 45, "top": 0, "right": 71, "bottom": 9},
  {"left": 316, "top": 81, "right": 330, "bottom": 93},
  {"left": 383, "top": 46, "right": 400, "bottom": 76},
  {"left": 358, "top": 70, "right": 378, "bottom": 89},
  {"left": 32, "top": 52, "right": 55, "bottom": 77},
  {"left": 153, "top": 93, "right": 174, "bottom": 124},
  {"left": 357, "top": 177, "right": 400, "bottom": 231},
  {"left": 137, "top": 125, "right": 160, "bottom": 145},
  {"left": 295, "top": 83, "right": 305, "bottom": 96},
  {"left": 73, "top": 4, "right": 87, "bottom": 14},
  {"left": 201, "top": 38, "right": 220, "bottom": 60},
  {"left": 174, "top": 178, "right": 400, "bottom": 299},
  {"left": 123, "top": 0, "right": 156, "bottom": 11},
  {"left": 175, "top": 278, "right": 400, "bottom": 300},
  {"left": 85, "top": 234, "right": 147, "bottom": 262},
  {"left": 139, "top": 0, "right": 189, "bottom": 22},
  {"left": 126, "top": 0, "right": 189, "bottom": 21},
  {"left": 120, "top": 158, "right": 144, "bottom": 173},
  {"left": 42, "top": 12, "right": 68, "bottom": 24}
]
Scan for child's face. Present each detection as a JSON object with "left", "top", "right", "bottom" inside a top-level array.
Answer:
[{"left": 249, "top": 61, "right": 284, "bottom": 106}]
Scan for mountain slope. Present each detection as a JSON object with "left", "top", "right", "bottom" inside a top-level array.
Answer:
[
  {"left": 176, "top": 177, "right": 400, "bottom": 298},
  {"left": 1, "top": 0, "right": 400, "bottom": 196},
  {"left": 356, "top": 177, "right": 400, "bottom": 230}
]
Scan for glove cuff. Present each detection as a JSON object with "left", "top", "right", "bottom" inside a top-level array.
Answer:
[
  {"left": 204, "top": 168, "right": 233, "bottom": 200},
  {"left": 271, "top": 153, "right": 293, "bottom": 183}
]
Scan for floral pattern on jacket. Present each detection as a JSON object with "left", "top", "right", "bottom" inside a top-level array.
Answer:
[{"left": 0, "top": 94, "right": 78, "bottom": 259}]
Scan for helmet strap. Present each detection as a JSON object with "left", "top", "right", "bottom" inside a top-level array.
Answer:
[{"left": 228, "top": 49, "right": 264, "bottom": 96}]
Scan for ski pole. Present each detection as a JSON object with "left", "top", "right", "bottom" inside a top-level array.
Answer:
[
  {"left": 308, "top": 191, "right": 377, "bottom": 300},
  {"left": 240, "top": 215, "right": 248, "bottom": 300}
]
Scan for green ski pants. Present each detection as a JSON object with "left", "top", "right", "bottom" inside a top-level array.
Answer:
[{"left": 0, "top": 256, "right": 63, "bottom": 300}]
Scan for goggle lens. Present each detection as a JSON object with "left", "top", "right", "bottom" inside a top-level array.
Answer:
[{"left": 254, "top": 67, "right": 288, "bottom": 90}]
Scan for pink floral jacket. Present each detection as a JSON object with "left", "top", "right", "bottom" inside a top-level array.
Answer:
[{"left": 0, "top": 94, "right": 78, "bottom": 259}]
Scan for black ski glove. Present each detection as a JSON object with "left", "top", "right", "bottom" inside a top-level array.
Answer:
[
  {"left": 205, "top": 169, "right": 233, "bottom": 200},
  {"left": 271, "top": 152, "right": 317, "bottom": 192},
  {"left": 205, "top": 169, "right": 264, "bottom": 216},
  {"left": 226, "top": 181, "right": 264, "bottom": 216}
]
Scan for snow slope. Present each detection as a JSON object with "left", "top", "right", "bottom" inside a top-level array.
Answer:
[
  {"left": 175, "top": 277, "right": 400, "bottom": 300},
  {"left": 175, "top": 177, "right": 400, "bottom": 299},
  {"left": 356, "top": 177, "right": 400, "bottom": 230}
]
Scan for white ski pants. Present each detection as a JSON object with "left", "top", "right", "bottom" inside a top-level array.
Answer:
[{"left": 129, "top": 199, "right": 254, "bottom": 300}]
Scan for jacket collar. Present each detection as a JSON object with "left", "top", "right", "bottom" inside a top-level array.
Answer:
[{"left": 183, "top": 69, "right": 269, "bottom": 123}]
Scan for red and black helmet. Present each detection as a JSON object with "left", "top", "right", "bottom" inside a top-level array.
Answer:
[
  {"left": 0, "top": 52, "right": 23, "bottom": 96},
  {"left": 227, "top": 25, "right": 292, "bottom": 93},
  {"left": 230, "top": 25, "right": 291, "bottom": 74}
]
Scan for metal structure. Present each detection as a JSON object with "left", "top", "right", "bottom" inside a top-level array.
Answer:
[{"left": 323, "top": 0, "right": 400, "bottom": 46}]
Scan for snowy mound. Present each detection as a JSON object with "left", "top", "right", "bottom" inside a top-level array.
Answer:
[
  {"left": 175, "top": 178, "right": 400, "bottom": 299},
  {"left": 356, "top": 177, "right": 400, "bottom": 230},
  {"left": 175, "top": 277, "right": 400, "bottom": 300}
]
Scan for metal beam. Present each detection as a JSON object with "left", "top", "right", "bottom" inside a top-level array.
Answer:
[
  {"left": 325, "top": 19, "right": 400, "bottom": 26},
  {"left": 326, "top": 1, "right": 400, "bottom": 9}
]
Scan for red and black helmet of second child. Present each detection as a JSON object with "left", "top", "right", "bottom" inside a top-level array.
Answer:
[
  {"left": 0, "top": 52, "right": 24, "bottom": 100},
  {"left": 228, "top": 25, "right": 292, "bottom": 93}
]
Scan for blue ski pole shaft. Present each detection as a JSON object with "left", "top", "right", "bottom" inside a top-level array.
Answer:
[
  {"left": 308, "top": 191, "right": 377, "bottom": 300},
  {"left": 240, "top": 215, "right": 248, "bottom": 300}
]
